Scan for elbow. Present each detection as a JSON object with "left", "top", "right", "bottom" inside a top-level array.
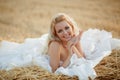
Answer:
[
  {"left": 50, "top": 64, "right": 59, "bottom": 73},
  {"left": 51, "top": 65, "right": 57, "bottom": 72},
  {"left": 61, "top": 62, "right": 70, "bottom": 68}
]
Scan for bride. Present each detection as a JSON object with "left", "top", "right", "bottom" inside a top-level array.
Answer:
[{"left": 0, "top": 13, "right": 120, "bottom": 80}]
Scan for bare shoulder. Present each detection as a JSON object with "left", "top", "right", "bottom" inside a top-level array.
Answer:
[
  {"left": 48, "top": 41, "right": 61, "bottom": 55},
  {"left": 49, "top": 41, "right": 61, "bottom": 47}
]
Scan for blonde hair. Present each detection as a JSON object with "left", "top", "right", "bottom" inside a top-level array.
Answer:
[
  {"left": 43, "top": 13, "right": 79, "bottom": 54},
  {"left": 48, "top": 13, "right": 79, "bottom": 42}
]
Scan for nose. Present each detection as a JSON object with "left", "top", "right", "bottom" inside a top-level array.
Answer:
[
  {"left": 62, "top": 30, "right": 69, "bottom": 36},
  {"left": 63, "top": 30, "right": 67, "bottom": 34}
]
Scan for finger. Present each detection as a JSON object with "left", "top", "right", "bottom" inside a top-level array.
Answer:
[
  {"left": 77, "top": 30, "right": 83, "bottom": 39},
  {"left": 69, "top": 36, "right": 76, "bottom": 42},
  {"left": 68, "top": 36, "right": 79, "bottom": 46},
  {"left": 67, "top": 40, "right": 76, "bottom": 48},
  {"left": 79, "top": 30, "right": 83, "bottom": 36}
]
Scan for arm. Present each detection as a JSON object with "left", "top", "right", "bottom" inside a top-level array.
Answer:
[
  {"left": 61, "top": 46, "right": 73, "bottom": 68},
  {"left": 61, "top": 39, "right": 76, "bottom": 68},
  {"left": 75, "top": 43, "right": 85, "bottom": 58},
  {"left": 71, "top": 30, "right": 85, "bottom": 58},
  {"left": 48, "top": 41, "right": 61, "bottom": 72},
  {"left": 75, "top": 30, "right": 85, "bottom": 57}
]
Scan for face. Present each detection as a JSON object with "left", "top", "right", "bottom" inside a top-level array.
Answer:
[{"left": 55, "top": 20, "right": 74, "bottom": 42}]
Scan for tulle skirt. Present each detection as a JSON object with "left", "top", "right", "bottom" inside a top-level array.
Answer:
[{"left": 0, "top": 28, "right": 120, "bottom": 80}]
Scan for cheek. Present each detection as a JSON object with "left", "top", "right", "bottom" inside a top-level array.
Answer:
[{"left": 56, "top": 33, "right": 63, "bottom": 39}]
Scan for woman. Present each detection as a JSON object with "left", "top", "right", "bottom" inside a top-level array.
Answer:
[
  {"left": 48, "top": 13, "right": 85, "bottom": 72},
  {"left": 47, "top": 13, "right": 120, "bottom": 80},
  {"left": 0, "top": 13, "right": 120, "bottom": 80}
]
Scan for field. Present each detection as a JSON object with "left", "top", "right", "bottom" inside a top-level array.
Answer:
[{"left": 0, "top": 0, "right": 120, "bottom": 80}]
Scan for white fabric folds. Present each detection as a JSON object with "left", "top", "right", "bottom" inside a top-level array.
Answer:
[{"left": 0, "top": 29, "right": 120, "bottom": 80}]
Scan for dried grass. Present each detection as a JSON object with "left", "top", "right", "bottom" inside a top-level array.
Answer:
[
  {"left": 0, "top": 66, "right": 78, "bottom": 80},
  {"left": 0, "top": 0, "right": 120, "bottom": 80},
  {"left": 0, "top": 50, "right": 119, "bottom": 80},
  {"left": 95, "top": 50, "right": 120, "bottom": 80}
]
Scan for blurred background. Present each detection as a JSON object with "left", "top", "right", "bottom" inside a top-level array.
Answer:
[
  {"left": 0, "top": 0, "right": 120, "bottom": 79},
  {"left": 0, "top": 0, "right": 120, "bottom": 42}
]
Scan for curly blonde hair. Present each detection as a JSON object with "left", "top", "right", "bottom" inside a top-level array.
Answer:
[
  {"left": 43, "top": 13, "right": 79, "bottom": 54},
  {"left": 48, "top": 13, "right": 79, "bottom": 42}
]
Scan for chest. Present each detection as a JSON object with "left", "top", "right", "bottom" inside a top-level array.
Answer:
[
  {"left": 60, "top": 47, "right": 68, "bottom": 62},
  {"left": 60, "top": 46, "right": 76, "bottom": 62}
]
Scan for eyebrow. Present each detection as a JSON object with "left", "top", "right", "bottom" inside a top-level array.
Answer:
[{"left": 57, "top": 29, "right": 62, "bottom": 33}]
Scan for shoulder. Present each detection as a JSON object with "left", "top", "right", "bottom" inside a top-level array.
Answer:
[
  {"left": 49, "top": 40, "right": 61, "bottom": 48},
  {"left": 48, "top": 41, "right": 62, "bottom": 54}
]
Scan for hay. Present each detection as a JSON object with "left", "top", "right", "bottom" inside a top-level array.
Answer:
[
  {"left": 95, "top": 50, "right": 120, "bottom": 80},
  {"left": 0, "top": 50, "right": 119, "bottom": 80},
  {"left": 0, "top": 65, "right": 78, "bottom": 80}
]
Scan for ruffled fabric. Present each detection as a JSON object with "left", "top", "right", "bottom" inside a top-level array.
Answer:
[
  {"left": 55, "top": 54, "right": 97, "bottom": 80},
  {"left": 0, "top": 28, "right": 120, "bottom": 80}
]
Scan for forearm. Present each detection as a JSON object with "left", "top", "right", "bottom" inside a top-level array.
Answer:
[
  {"left": 73, "top": 46, "right": 83, "bottom": 58},
  {"left": 61, "top": 55, "right": 72, "bottom": 68},
  {"left": 76, "top": 43, "right": 85, "bottom": 57}
]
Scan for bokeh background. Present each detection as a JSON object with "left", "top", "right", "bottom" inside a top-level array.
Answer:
[{"left": 0, "top": 0, "right": 120, "bottom": 80}]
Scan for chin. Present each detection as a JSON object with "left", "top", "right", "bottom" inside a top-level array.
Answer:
[{"left": 64, "top": 38, "right": 71, "bottom": 42}]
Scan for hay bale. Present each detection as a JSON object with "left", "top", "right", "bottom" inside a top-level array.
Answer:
[{"left": 0, "top": 65, "right": 78, "bottom": 80}]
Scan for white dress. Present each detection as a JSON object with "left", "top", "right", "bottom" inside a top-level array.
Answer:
[{"left": 0, "top": 28, "right": 120, "bottom": 80}]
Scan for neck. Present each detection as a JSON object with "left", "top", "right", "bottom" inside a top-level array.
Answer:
[{"left": 62, "top": 41, "right": 67, "bottom": 48}]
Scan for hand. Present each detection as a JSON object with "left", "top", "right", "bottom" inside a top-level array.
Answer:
[
  {"left": 69, "top": 30, "right": 83, "bottom": 46},
  {"left": 66, "top": 30, "right": 83, "bottom": 54},
  {"left": 76, "top": 30, "right": 83, "bottom": 42}
]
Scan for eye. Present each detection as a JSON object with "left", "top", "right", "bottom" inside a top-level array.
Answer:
[
  {"left": 65, "top": 26, "right": 69, "bottom": 30},
  {"left": 58, "top": 29, "right": 63, "bottom": 33}
]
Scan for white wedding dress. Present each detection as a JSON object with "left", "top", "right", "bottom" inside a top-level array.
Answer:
[{"left": 0, "top": 29, "right": 120, "bottom": 80}]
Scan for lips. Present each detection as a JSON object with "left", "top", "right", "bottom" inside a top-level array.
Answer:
[{"left": 63, "top": 36, "right": 71, "bottom": 41}]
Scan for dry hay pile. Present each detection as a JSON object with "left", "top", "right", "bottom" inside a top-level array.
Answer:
[
  {"left": 0, "top": 0, "right": 120, "bottom": 80},
  {"left": 0, "top": 65, "right": 78, "bottom": 80},
  {"left": 95, "top": 50, "right": 120, "bottom": 80},
  {"left": 0, "top": 50, "right": 119, "bottom": 80}
]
